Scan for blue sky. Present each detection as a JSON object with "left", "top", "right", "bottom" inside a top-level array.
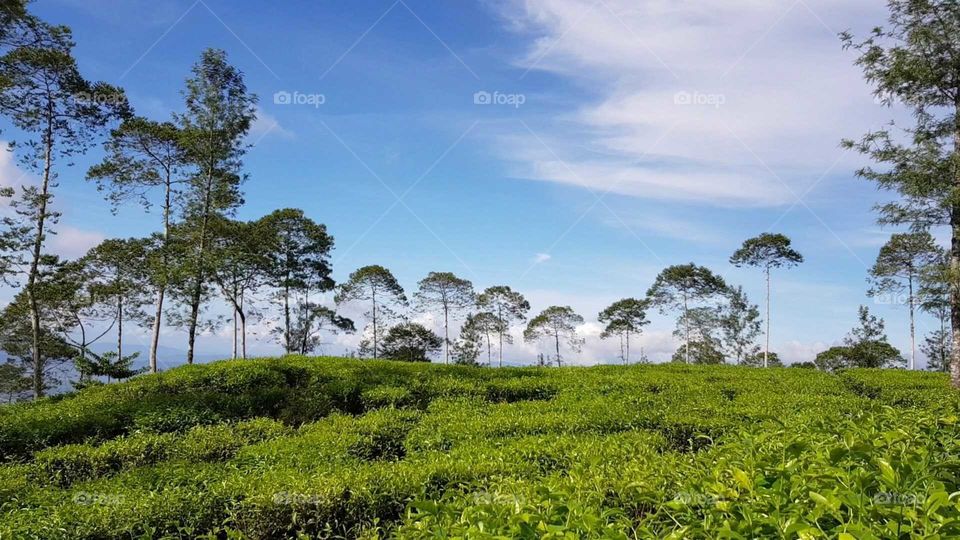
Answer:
[{"left": 1, "top": 0, "right": 933, "bottom": 366}]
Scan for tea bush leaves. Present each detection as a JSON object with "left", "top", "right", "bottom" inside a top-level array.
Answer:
[{"left": 0, "top": 357, "right": 958, "bottom": 538}]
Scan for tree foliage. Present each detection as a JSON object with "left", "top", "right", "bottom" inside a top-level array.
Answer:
[
  {"left": 87, "top": 117, "right": 187, "bottom": 372},
  {"left": 524, "top": 306, "right": 584, "bottom": 367},
  {"left": 842, "top": 0, "right": 960, "bottom": 384},
  {"left": 476, "top": 286, "right": 529, "bottom": 368},
  {"left": 598, "top": 298, "right": 649, "bottom": 364},
  {"left": 0, "top": 17, "right": 128, "bottom": 398},
  {"left": 380, "top": 322, "right": 441, "bottom": 362},
  {"left": 730, "top": 233, "right": 802, "bottom": 367},
  {"left": 743, "top": 351, "right": 783, "bottom": 368},
  {"left": 454, "top": 311, "right": 502, "bottom": 366},
  {"left": 921, "top": 327, "right": 951, "bottom": 372},
  {"left": 285, "top": 304, "right": 354, "bottom": 356},
  {"left": 173, "top": 48, "right": 256, "bottom": 364},
  {"left": 0, "top": 360, "right": 31, "bottom": 403},
  {"left": 868, "top": 231, "right": 941, "bottom": 369},
  {"left": 719, "top": 286, "right": 762, "bottom": 364},
  {"left": 670, "top": 339, "right": 724, "bottom": 365},
  {"left": 646, "top": 263, "right": 727, "bottom": 364},
  {"left": 814, "top": 306, "right": 905, "bottom": 371},
  {"left": 414, "top": 272, "right": 474, "bottom": 364},
  {"left": 730, "top": 233, "right": 803, "bottom": 270},
  {"left": 335, "top": 265, "right": 407, "bottom": 359},
  {"left": 257, "top": 209, "right": 335, "bottom": 355}
]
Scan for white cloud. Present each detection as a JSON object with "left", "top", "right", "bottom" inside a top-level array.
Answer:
[
  {"left": 532, "top": 252, "right": 552, "bottom": 264},
  {"left": 777, "top": 339, "right": 832, "bottom": 365},
  {"left": 490, "top": 0, "right": 894, "bottom": 206},
  {"left": 506, "top": 316, "right": 677, "bottom": 366},
  {"left": 49, "top": 227, "right": 106, "bottom": 259},
  {"left": 249, "top": 107, "right": 295, "bottom": 142},
  {"left": 0, "top": 144, "right": 31, "bottom": 205},
  {"left": 600, "top": 212, "right": 725, "bottom": 244}
]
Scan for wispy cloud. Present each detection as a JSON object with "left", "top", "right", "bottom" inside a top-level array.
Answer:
[
  {"left": 489, "top": 0, "right": 890, "bottom": 207},
  {"left": 249, "top": 107, "right": 295, "bottom": 142},
  {"left": 0, "top": 145, "right": 31, "bottom": 195},
  {"left": 599, "top": 212, "right": 726, "bottom": 245},
  {"left": 49, "top": 227, "right": 106, "bottom": 259}
]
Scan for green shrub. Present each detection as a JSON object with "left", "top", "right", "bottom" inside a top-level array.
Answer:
[
  {"left": 361, "top": 385, "right": 414, "bottom": 410},
  {"left": 131, "top": 405, "right": 223, "bottom": 433},
  {"left": 2, "top": 357, "right": 960, "bottom": 538},
  {"left": 348, "top": 409, "right": 420, "bottom": 462},
  {"left": 485, "top": 378, "right": 557, "bottom": 403},
  {"left": 32, "top": 432, "right": 173, "bottom": 487}
]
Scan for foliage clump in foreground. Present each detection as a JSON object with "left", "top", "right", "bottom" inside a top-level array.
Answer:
[{"left": 1, "top": 356, "right": 959, "bottom": 538}]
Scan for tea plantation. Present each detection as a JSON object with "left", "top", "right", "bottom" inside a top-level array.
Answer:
[{"left": 1, "top": 357, "right": 959, "bottom": 539}]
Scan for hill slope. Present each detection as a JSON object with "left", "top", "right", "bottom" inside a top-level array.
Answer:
[{"left": 1, "top": 357, "right": 958, "bottom": 538}]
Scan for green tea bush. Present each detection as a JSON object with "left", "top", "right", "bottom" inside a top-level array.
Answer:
[
  {"left": 484, "top": 377, "right": 558, "bottom": 403},
  {"left": 27, "top": 418, "right": 292, "bottom": 490},
  {"left": 131, "top": 404, "right": 224, "bottom": 433},
  {"left": 0, "top": 357, "right": 957, "bottom": 539},
  {"left": 361, "top": 385, "right": 415, "bottom": 410},
  {"left": 32, "top": 432, "right": 174, "bottom": 488},
  {"left": 348, "top": 409, "right": 421, "bottom": 462}
]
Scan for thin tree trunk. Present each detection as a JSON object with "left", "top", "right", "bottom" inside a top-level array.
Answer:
[
  {"left": 240, "top": 291, "right": 247, "bottom": 360},
  {"left": 28, "top": 105, "right": 55, "bottom": 399},
  {"left": 186, "top": 250, "right": 205, "bottom": 364},
  {"left": 908, "top": 274, "right": 916, "bottom": 370},
  {"left": 240, "top": 312, "right": 248, "bottom": 359},
  {"left": 77, "top": 321, "right": 87, "bottom": 384},
  {"left": 232, "top": 307, "right": 238, "bottom": 359},
  {"left": 626, "top": 331, "right": 630, "bottom": 365},
  {"left": 941, "top": 310, "right": 948, "bottom": 372},
  {"left": 444, "top": 305, "right": 449, "bottom": 364},
  {"left": 231, "top": 282, "right": 238, "bottom": 359},
  {"left": 149, "top": 288, "right": 164, "bottom": 373},
  {"left": 186, "top": 167, "right": 216, "bottom": 365},
  {"left": 186, "top": 280, "right": 202, "bottom": 364},
  {"left": 952, "top": 115, "right": 960, "bottom": 387},
  {"left": 371, "top": 285, "right": 378, "bottom": 359},
  {"left": 498, "top": 305, "right": 504, "bottom": 368},
  {"left": 283, "top": 281, "right": 292, "bottom": 354},
  {"left": 485, "top": 332, "right": 492, "bottom": 366},
  {"left": 117, "top": 284, "right": 123, "bottom": 361},
  {"left": 300, "top": 305, "right": 310, "bottom": 355},
  {"left": 952, "top": 212, "right": 960, "bottom": 384},
  {"left": 765, "top": 266, "right": 771, "bottom": 368},
  {"left": 149, "top": 171, "right": 173, "bottom": 374},
  {"left": 299, "top": 293, "right": 311, "bottom": 356},
  {"left": 683, "top": 292, "right": 690, "bottom": 364},
  {"left": 554, "top": 328, "right": 561, "bottom": 368}
]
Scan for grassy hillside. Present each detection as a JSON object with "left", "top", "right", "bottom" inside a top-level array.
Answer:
[{"left": 1, "top": 358, "right": 959, "bottom": 538}]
